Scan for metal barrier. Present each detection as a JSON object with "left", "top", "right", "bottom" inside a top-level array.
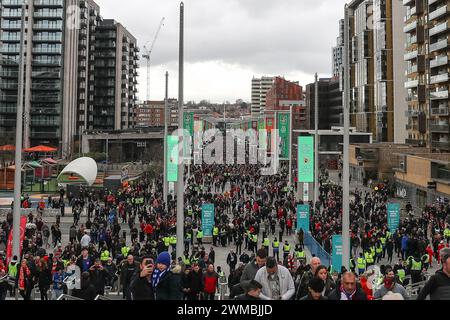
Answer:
[
  {"left": 303, "top": 232, "right": 331, "bottom": 266},
  {"left": 95, "top": 294, "right": 112, "bottom": 300}
]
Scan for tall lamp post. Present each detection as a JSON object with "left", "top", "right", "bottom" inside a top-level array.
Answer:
[
  {"left": 163, "top": 72, "right": 169, "bottom": 212},
  {"left": 342, "top": 4, "right": 351, "bottom": 270},
  {"left": 176, "top": 2, "right": 185, "bottom": 260},
  {"left": 12, "top": 2, "right": 27, "bottom": 260}
]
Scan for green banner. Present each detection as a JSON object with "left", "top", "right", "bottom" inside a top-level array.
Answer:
[
  {"left": 298, "top": 136, "right": 314, "bottom": 183},
  {"left": 258, "top": 118, "right": 266, "bottom": 149},
  {"left": 277, "top": 113, "right": 290, "bottom": 159},
  {"left": 183, "top": 112, "right": 194, "bottom": 136},
  {"left": 167, "top": 135, "right": 179, "bottom": 182},
  {"left": 183, "top": 112, "right": 194, "bottom": 157}
]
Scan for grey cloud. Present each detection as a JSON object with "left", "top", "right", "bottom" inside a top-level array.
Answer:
[{"left": 95, "top": 0, "right": 347, "bottom": 78}]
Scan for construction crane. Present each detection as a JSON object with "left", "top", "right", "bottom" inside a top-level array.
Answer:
[{"left": 142, "top": 17, "right": 165, "bottom": 102}]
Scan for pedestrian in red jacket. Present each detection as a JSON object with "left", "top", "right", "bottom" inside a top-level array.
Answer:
[{"left": 202, "top": 264, "right": 218, "bottom": 300}]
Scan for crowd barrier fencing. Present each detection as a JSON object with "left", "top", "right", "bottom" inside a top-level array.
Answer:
[{"left": 303, "top": 232, "right": 331, "bottom": 267}]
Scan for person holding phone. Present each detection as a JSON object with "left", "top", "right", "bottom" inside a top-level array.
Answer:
[{"left": 129, "top": 256, "right": 155, "bottom": 300}]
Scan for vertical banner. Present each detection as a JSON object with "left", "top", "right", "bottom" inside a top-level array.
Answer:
[
  {"left": 201, "top": 203, "right": 215, "bottom": 237},
  {"left": 296, "top": 204, "right": 310, "bottom": 232},
  {"left": 183, "top": 112, "right": 194, "bottom": 136},
  {"left": 332, "top": 235, "right": 343, "bottom": 273},
  {"left": 258, "top": 118, "right": 267, "bottom": 150},
  {"left": 277, "top": 113, "right": 290, "bottom": 159},
  {"left": 167, "top": 135, "right": 179, "bottom": 182},
  {"left": 183, "top": 112, "right": 194, "bottom": 157},
  {"left": 387, "top": 203, "right": 401, "bottom": 232},
  {"left": 6, "top": 216, "right": 27, "bottom": 264},
  {"left": 303, "top": 183, "right": 309, "bottom": 202},
  {"left": 266, "top": 117, "right": 275, "bottom": 153},
  {"left": 298, "top": 136, "right": 314, "bottom": 183}
]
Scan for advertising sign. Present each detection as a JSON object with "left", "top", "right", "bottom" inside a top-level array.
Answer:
[
  {"left": 387, "top": 203, "right": 401, "bottom": 232},
  {"left": 277, "top": 113, "right": 290, "bottom": 159},
  {"left": 167, "top": 135, "right": 179, "bottom": 182},
  {"left": 296, "top": 204, "right": 310, "bottom": 232},
  {"left": 298, "top": 136, "right": 314, "bottom": 183},
  {"left": 331, "top": 235, "right": 343, "bottom": 273},
  {"left": 201, "top": 203, "right": 215, "bottom": 237}
]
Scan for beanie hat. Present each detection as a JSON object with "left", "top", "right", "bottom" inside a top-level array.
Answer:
[{"left": 157, "top": 252, "right": 171, "bottom": 268}]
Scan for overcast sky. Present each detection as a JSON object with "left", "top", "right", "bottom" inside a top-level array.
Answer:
[{"left": 95, "top": 0, "right": 348, "bottom": 103}]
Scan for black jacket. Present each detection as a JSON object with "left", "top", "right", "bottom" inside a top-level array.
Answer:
[
  {"left": 72, "top": 282, "right": 97, "bottom": 300},
  {"left": 417, "top": 270, "right": 450, "bottom": 300},
  {"left": 328, "top": 287, "right": 368, "bottom": 300},
  {"left": 155, "top": 266, "right": 183, "bottom": 300},
  {"left": 36, "top": 267, "right": 52, "bottom": 288},
  {"left": 129, "top": 273, "right": 155, "bottom": 300},
  {"left": 89, "top": 267, "right": 108, "bottom": 295},
  {"left": 185, "top": 270, "right": 203, "bottom": 295}
]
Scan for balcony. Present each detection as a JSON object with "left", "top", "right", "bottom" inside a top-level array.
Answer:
[
  {"left": 430, "top": 38, "right": 448, "bottom": 52},
  {"left": 405, "top": 109, "right": 420, "bottom": 117},
  {"left": 430, "top": 124, "right": 450, "bottom": 132},
  {"left": 404, "top": 20, "right": 417, "bottom": 33},
  {"left": 433, "top": 141, "right": 450, "bottom": 150},
  {"left": 437, "top": 167, "right": 450, "bottom": 180},
  {"left": 403, "top": 0, "right": 414, "bottom": 5},
  {"left": 404, "top": 50, "right": 418, "bottom": 60},
  {"left": 431, "top": 107, "right": 449, "bottom": 116},
  {"left": 430, "top": 73, "right": 449, "bottom": 84},
  {"left": 430, "top": 55, "right": 448, "bottom": 68},
  {"left": 405, "top": 79, "right": 419, "bottom": 88},
  {"left": 429, "top": 5, "right": 448, "bottom": 22},
  {"left": 429, "top": 22, "right": 448, "bottom": 37},
  {"left": 406, "top": 139, "right": 426, "bottom": 146},
  {"left": 34, "top": 0, "right": 64, "bottom": 6},
  {"left": 430, "top": 89, "right": 449, "bottom": 100}
]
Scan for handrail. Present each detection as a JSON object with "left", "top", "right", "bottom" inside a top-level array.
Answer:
[
  {"left": 95, "top": 294, "right": 112, "bottom": 300},
  {"left": 56, "top": 294, "right": 84, "bottom": 300}
]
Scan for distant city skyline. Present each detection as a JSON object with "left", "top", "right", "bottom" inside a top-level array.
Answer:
[{"left": 95, "top": 0, "right": 347, "bottom": 103}]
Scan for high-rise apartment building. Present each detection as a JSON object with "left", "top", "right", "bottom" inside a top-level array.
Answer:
[
  {"left": 403, "top": 0, "right": 450, "bottom": 151},
  {"left": 251, "top": 76, "right": 274, "bottom": 116},
  {"left": 0, "top": 0, "right": 138, "bottom": 158},
  {"left": 93, "top": 19, "right": 139, "bottom": 131},
  {"left": 344, "top": 0, "right": 407, "bottom": 143},
  {"left": 332, "top": 19, "right": 345, "bottom": 78}
]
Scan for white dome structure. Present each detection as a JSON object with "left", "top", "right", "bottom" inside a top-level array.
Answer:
[{"left": 57, "top": 157, "right": 98, "bottom": 186}]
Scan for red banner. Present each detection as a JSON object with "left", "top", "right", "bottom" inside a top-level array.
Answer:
[{"left": 6, "top": 216, "right": 27, "bottom": 265}]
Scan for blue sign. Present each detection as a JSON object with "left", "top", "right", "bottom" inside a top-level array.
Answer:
[
  {"left": 201, "top": 203, "right": 215, "bottom": 237},
  {"left": 387, "top": 203, "right": 401, "bottom": 233},
  {"left": 297, "top": 204, "right": 310, "bottom": 232},
  {"left": 332, "top": 235, "right": 343, "bottom": 273}
]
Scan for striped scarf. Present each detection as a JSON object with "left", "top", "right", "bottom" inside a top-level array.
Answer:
[
  {"left": 18, "top": 266, "right": 30, "bottom": 290},
  {"left": 152, "top": 268, "right": 166, "bottom": 288}
]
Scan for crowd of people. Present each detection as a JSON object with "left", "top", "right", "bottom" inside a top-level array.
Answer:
[{"left": 0, "top": 163, "right": 450, "bottom": 300}]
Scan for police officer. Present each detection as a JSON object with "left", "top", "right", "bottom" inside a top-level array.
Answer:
[
  {"left": 408, "top": 255, "right": 423, "bottom": 284},
  {"left": 196, "top": 229, "right": 203, "bottom": 246},
  {"left": 272, "top": 238, "right": 280, "bottom": 261},
  {"left": 251, "top": 233, "right": 258, "bottom": 254},
  {"left": 170, "top": 235, "right": 177, "bottom": 252},
  {"left": 262, "top": 235, "right": 270, "bottom": 255},
  {"left": 213, "top": 225, "right": 219, "bottom": 247},
  {"left": 394, "top": 259, "right": 406, "bottom": 285},
  {"left": 283, "top": 241, "right": 291, "bottom": 261},
  {"left": 295, "top": 245, "right": 306, "bottom": 266},
  {"left": 100, "top": 246, "right": 110, "bottom": 265},
  {"left": 357, "top": 252, "right": 366, "bottom": 275},
  {"left": 365, "top": 250, "right": 374, "bottom": 268},
  {"left": 163, "top": 235, "right": 171, "bottom": 251}
]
